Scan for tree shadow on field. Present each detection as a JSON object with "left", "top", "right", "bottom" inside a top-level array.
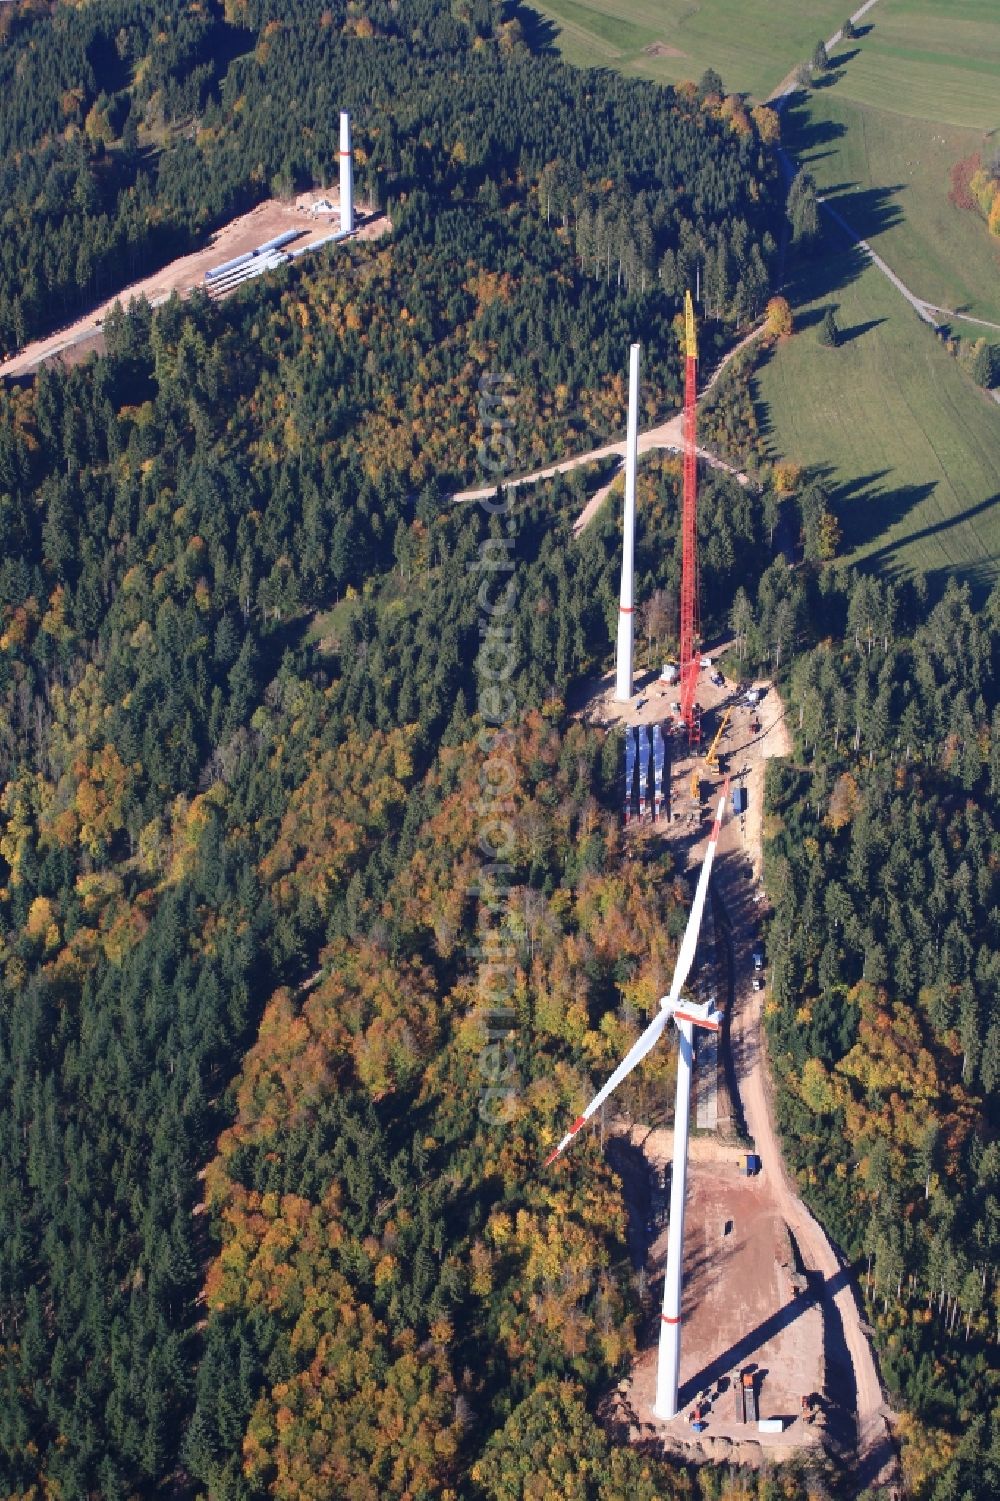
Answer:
[
  {"left": 817, "top": 181, "right": 860, "bottom": 197},
  {"left": 789, "top": 304, "right": 827, "bottom": 331},
  {"left": 747, "top": 353, "right": 774, "bottom": 442},
  {"left": 781, "top": 89, "right": 848, "bottom": 157},
  {"left": 921, "top": 555, "right": 1000, "bottom": 608},
  {"left": 823, "top": 183, "right": 906, "bottom": 243},
  {"left": 859, "top": 489, "right": 1000, "bottom": 578},
  {"left": 837, "top": 478, "right": 940, "bottom": 557},
  {"left": 779, "top": 183, "right": 903, "bottom": 310},
  {"left": 781, "top": 237, "right": 870, "bottom": 314},
  {"left": 512, "top": 3, "right": 559, "bottom": 54},
  {"left": 828, "top": 46, "right": 861, "bottom": 68},
  {"left": 810, "top": 465, "right": 891, "bottom": 504},
  {"left": 837, "top": 316, "right": 887, "bottom": 344}
]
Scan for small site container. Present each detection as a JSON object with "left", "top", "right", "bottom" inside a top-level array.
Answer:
[
  {"left": 732, "top": 785, "right": 748, "bottom": 814},
  {"left": 746, "top": 1153, "right": 762, "bottom": 1176},
  {"left": 758, "top": 1417, "right": 784, "bottom": 1434}
]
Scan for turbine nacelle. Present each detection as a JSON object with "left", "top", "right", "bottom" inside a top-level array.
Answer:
[
  {"left": 542, "top": 780, "right": 729, "bottom": 1171},
  {"left": 661, "top": 995, "right": 723, "bottom": 1033}
]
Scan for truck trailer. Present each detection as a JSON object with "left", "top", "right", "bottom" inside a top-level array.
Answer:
[{"left": 742, "top": 1371, "right": 758, "bottom": 1424}]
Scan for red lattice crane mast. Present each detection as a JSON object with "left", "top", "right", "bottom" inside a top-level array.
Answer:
[{"left": 679, "top": 291, "right": 701, "bottom": 746}]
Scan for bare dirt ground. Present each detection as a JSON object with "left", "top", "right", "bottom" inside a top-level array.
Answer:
[
  {"left": 586, "top": 667, "right": 825, "bottom": 1461},
  {"left": 627, "top": 1157, "right": 825, "bottom": 1465},
  {"left": 1, "top": 193, "right": 390, "bottom": 381}
]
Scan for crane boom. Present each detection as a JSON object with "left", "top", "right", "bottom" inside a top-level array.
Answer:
[{"left": 685, "top": 290, "right": 697, "bottom": 362}]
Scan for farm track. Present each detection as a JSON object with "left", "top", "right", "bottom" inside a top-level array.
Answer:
[{"left": 772, "top": 0, "right": 1000, "bottom": 344}]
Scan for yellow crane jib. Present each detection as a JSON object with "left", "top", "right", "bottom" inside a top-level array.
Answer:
[
  {"left": 705, "top": 705, "right": 732, "bottom": 773},
  {"left": 684, "top": 289, "right": 697, "bottom": 363}
]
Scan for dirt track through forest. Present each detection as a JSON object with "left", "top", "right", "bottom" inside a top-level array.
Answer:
[
  {"left": 713, "top": 695, "right": 899, "bottom": 1489},
  {"left": 452, "top": 323, "right": 764, "bottom": 516},
  {"left": 1, "top": 195, "right": 389, "bottom": 381}
]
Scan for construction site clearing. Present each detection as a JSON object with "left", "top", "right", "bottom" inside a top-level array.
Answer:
[
  {"left": 572, "top": 657, "right": 836, "bottom": 1465},
  {"left": 575, "top": 644, "right": 781, "bottom": 881},
  {"left": 0, "top": 191, "right": 390, "bottom": 382},
  {"left": 606, "top": 1128, "right": 826, "bottom": 1467}
]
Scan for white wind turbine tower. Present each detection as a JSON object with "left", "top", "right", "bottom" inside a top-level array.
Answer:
[
  {"left": 339, "top": 111, "right": 355, "bottom": 234},
  {"left": 544, "top": 780, "right": 730, "bottom": 1420},
  {"left": 614, "top": 342, "right": 640, "bottom": 702}
]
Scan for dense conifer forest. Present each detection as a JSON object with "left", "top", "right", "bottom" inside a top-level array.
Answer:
[
  {"left": 0, "top": 290, "right": 792, "bottom": 1498},
  {"left": 0, "top": 2, "right": 995, "bottom": 1499},
  {"left": 759, "top": 578, "right": 1000, "bottom": 1500},
  {"left": 0, "top": 0, "right": 778, "bottom": 356}
]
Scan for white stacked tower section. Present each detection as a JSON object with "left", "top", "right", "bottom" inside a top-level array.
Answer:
[
  {"left": 340, "top": 111, "right": 355, "bottom": 234},
  {"left": 614, "top": 342, "right": 641, "bottom": 702}
]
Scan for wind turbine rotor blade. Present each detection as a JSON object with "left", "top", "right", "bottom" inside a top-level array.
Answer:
[
  {"left": 660, "top": 779, "right": 730, "bottom": 1012},
  {"left": 543, "top": 1007, "right": 670, "bottom": 1166}
]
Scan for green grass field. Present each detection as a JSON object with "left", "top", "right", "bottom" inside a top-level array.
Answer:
[
  {"left": 531, "top": 0, "right": 1000, "bottom": 590},
  {"left": 770, "top": 0, "right": 1000, "bottom": 595},
  {"left": 819, "top": 0, "right": 1000, "bottom": 129},
  {"left": 755, "top": 244, "right": 1000, "bottom": 594},
  {"left": 787, "top": 93, "right": 1000, "bottom": 325},
  {"left": 785, "top": 0, "right": 1000, "bottom": 325},
  {"left": 526, "top": 0, "right": 852, "bottom": 100}
]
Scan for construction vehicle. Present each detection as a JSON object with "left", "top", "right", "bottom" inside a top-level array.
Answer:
[
  {"left": 742, "top": 1370, "right": 758, "bottom": 1423},
  {"left": 704, "top": 705, "right": 732, "bottom": 773},
  {"left": 690, "top": 770, "right": 702, "bottom": 802}
]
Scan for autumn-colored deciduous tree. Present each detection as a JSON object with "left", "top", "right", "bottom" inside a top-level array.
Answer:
[
  {"left": 764, "top": 295, "right": 794, "bottom": 342},
  {"left": 471, "top": 1379, "right": 695, "bottom": 1500},
  {"left": 826, "top": 771, "right": 860, "bottom": 830},
  {"left": 751, "top": 104, "right": 780, "bottom": 146}
]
